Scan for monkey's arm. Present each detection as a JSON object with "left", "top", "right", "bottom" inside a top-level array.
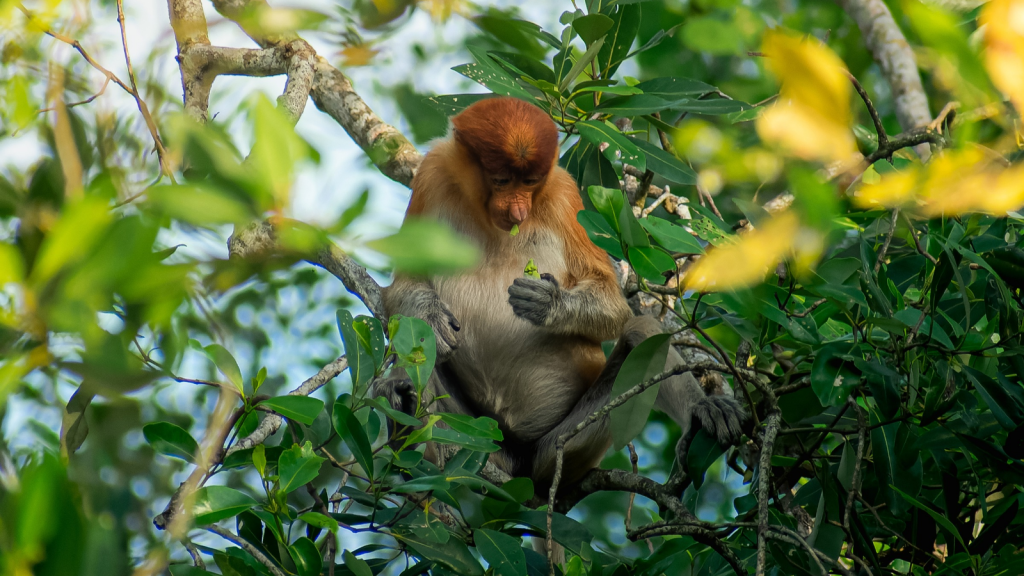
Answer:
[
  {"left": 507, "top": 273, "right": 631, "bottom": 342},
  {"left": 383, "top": 276, "right": 461, "bottom": 360}
]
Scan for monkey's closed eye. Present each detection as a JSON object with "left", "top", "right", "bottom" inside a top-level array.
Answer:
[
  {"left": 523, "top": 177, "right": 540, "bottom": 186},
  {"left": 492, "top": 177, "right": 511, "bottom": 186}
]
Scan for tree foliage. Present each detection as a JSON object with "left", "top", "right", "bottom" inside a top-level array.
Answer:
[{"left": 1, "top": 0, "right": 1023, "bottom": 575}]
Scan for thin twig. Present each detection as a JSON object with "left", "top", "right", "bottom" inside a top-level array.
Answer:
[
  {"left": 846, "top": 70, "right": 889, "bottom": 149},
  {"left": 36, "top": 76, "right": 111, "bottom": 113},
  {"left": 874, "top": 208, "right": 900, "bottom": 274},
  {"left": 843, "top": 396, "right": 867, "bottom": 532},
  {"left": 207, "top": 525, "right": 287, "bottom": 576}
]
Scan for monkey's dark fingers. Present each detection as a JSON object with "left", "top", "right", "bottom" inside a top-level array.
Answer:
[
  {"left": 539, "top": 272, "right": 560, "bottom": 288},
  {"left": 695, "top": 396, "right": 745, "bottom": 445},
  {"left": 508, "top": 277, "right": 556, "bottom": 300},
  {"left": 437, "top": 300, "right": 461, "bottom": 331}
]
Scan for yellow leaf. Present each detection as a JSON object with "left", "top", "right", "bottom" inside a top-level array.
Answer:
[
  {"left": 341, "top": 45, "right": 379, "bottom": 67},
  {"left": 757, "top": 103, "right": 857, "bottom": 164},
  {"left": 685, "top": 212, "right": 800, "bottom": 292},
  {"left": 981, "top": 0, "right": 1024, "bottom": 117},
  {"left": 762, "top": 31, "right": 850, "bottom": 122},
  {"left": 756, "top": 31, "right": 856, "bottom": 164},
  {"left": 853, "top": 168, "right": 920, "bottom": 209},
  {"left": 852, "top": 149, "right": 1024, "bottom": 216}
]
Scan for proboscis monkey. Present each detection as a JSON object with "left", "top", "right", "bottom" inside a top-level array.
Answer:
[{"left": 376, "top": 97, "right": 745, "bottom": 492}]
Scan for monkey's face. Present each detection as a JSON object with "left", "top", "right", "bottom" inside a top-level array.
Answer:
[{"left": 486, "top": 173, "right": 544, "bottom": 231}]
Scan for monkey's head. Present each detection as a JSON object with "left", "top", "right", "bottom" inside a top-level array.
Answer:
[{"left": 452, "top": 97, "right": 559, "bottom": 232}]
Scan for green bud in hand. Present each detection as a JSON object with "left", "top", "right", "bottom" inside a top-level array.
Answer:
[{"left": 524, "top": 258, "right": 540, "bottom": 279}]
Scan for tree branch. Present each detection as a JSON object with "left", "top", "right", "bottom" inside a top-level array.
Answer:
[
  {"left": 207, "top": 525, "right": 288, "bottom": 576},
  {"left": 226, "top": 356, "right": 348, "bottom": 455},
  {"left": 206, "top": 0, "right": 422, "bottom": 185},
  {"left": 227, "top": 220, "right": 385, "bottom": 321},
  {"left": 838, "top": 0, "right": 932, "bottom": 160}
]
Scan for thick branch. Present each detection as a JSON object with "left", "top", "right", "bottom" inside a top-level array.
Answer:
[
  {"left": 755, "top": 410, "right": 782, "bottom": 576},
  {"left": 227, "top": 220, "right": 385, "bottom": 321},
  {"left": 207, "top": 0, "right": 422, "bottom": 185},
  {"left": 839, "top": 0, "right": 932, "bottom": 159}
]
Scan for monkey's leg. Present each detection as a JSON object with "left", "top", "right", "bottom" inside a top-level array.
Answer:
[
  {"left": 530, "top": 315, "right": 659, "bottom": 488},
  {"left": 531, "top": 316, "right": 746, "bottom": 488}
]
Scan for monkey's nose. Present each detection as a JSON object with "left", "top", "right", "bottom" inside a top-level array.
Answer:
[{"left": 509, "top": 203, "right": 528, "bottom": 224}]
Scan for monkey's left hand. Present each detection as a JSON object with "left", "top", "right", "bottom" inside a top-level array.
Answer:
[{"left": 508, "top": 273, "right": 561, "bottom": 326}]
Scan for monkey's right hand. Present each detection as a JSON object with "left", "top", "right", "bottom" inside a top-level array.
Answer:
[{"left": 420, "top": 299, "right": 461, "bottom": 361}]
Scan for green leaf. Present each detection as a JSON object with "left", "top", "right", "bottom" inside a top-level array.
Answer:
[
  {"left": 810, "top": 344, "right": 859, "bottom": 407},
  {"left": 558, "top": 37, "right": 606, "bottom": 92},
  {"left": 891, "top": 486, "right": 967, "bottom": 550},
  {"left": 639, "top": 216, "right": 704, "bottom": 254},
  {"left": 634, "top": 77, "right": 715, "bottom": 99},
  {"left": 628, "top": 137, "right": 697, "bottom": 185},
  {"left": 300, "top": 511, "right": 338, "bottom": 534},
  {"left": 506, "top": 511, "right": 593, "bottom": 555},
  {"left": 680, "top": 16, "right": 742, "bottom": 55},
  {"left": 393, "top": 527, "right": 485, "bottom": 576},
  {"left": 672, "top": 98, "right": 749, "bottom": 115},
  {"left": 391, "top": 316, "right": 437, "bottom": 391},
  {"left": 367, "top": 217, "right": 480, "bottom": 276},
  {"left": 597, "top": 2, "right": 641, "bottom": 77},
  {"left": 618, "top": 199, "right": 649, "bottom": 249},
  {"left": 147, "top": 184, "right": 256, "bottom": 226},
  {"left": 192, "top": 486, "right": 257, "bottom": 525},
  {"left": 628, "top": 246, "right": 675, "bottom": 286},
  {"left": 571, "top": 14, "right": 613, "bottom": 45},
  {"left": 338, "top": 309, "right": 377, "bottom": 389},
  {"left": 203, "top": 344, "right": 245, "bottom": 396},
  {"left": 577, "top": 210, "right": 624, "bottom": 259},
  {"left": 31, "top": 196, "right": 113, "bottom": 286},
  {"left": 278, "top": 441, "right": 326, "bottom": 494},
  {"left": 963, "top": 366, "right": 1024, "bottom": 429},
  {"left": 142, "top": 422, "right": 199, "bottom": 463},
  {"left": 253, "top": 444, "right": 267, "bottom": 477},
  {"left": 594, "top": 94, "right": 676, "bottom": 116},
  {"left": 489, "top": 51, "right": 557, "bottom": 84},
  {"left": 257, "top": 396, "right": 324, "bottom": 426},
  {"left": 333, "top": 401, "right": 375, "bottom": 480},
  {"left": 370, "top": 396, "right": 424, "bottom": 428},
  {"left": 438, "top": 413, "right": 503, "bottom": 440},
  {"left": 686, "top": 429, "right": 726, "bottom": 489},
  {"left": 426, "top": 93, "right": 498, "bottom": 117},
  {"left": 475, "top": 529, "right": 527, "bottom": 576},
  {"left": 587, "top": 185, "right": 624, "bottom": 234},
  {"left": 572, "top": 84, "right": 641, "bottom": 96},
  {"left": 288, "top": 536, "right": 323, "bottom": 576},
  {"left": 342, "top": 550, "right": 373, "bottom": 576},
  {"left": 390, "top": 474, "right": 452, "bottom": 493},
  {"left": 609, "top": 333, "right": 671, "bottom": 449},
  {"left": 453, "top": 46, "right": 536, "bottom": 101},
  {"left": 576, "top": 120, "right": 645, "bottom": 172}
]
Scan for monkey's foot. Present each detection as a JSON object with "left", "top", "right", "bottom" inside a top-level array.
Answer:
[
  {"left": 693, "top": 394, "right": 746, "bottom": 446},
  {"left": 374, "top": 373, "right": 419, "bottom": 417}
]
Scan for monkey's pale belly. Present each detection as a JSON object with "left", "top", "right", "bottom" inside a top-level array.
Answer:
[{"left": 433, "top": 276, "right": 600, "bottom": 442}]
